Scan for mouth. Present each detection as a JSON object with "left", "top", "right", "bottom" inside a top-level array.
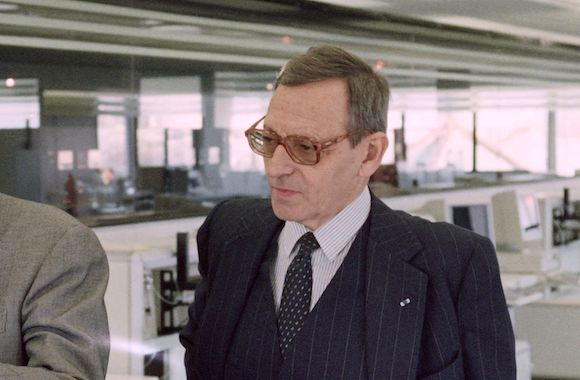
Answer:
[{"left": 271, "top": 186, "right": 299, "bottom": 198}]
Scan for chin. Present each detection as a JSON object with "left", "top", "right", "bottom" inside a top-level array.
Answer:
[{"left": 271, "top": 203, "right": 301, "bottom": 223}]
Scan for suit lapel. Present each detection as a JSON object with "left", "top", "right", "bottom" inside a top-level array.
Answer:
[
  {"left": 364, "top": 195, "right": 428, "bottom": 380},
  {"left": 203, "top": 204, "right": 283, "bottom": 377}
]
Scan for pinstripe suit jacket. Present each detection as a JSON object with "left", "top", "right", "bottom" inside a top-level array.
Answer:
[{"left": 180, "top": 193, "right": 516, "bottom": 379}]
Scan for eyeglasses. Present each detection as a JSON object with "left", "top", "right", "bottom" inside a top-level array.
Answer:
[{"left": 245, "top": 116, "right": 362, "bottom": 165}]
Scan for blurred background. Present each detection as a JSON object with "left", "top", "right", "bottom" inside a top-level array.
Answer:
[{"left": 1, "top": 0, "right": 579, "bottom": 225}]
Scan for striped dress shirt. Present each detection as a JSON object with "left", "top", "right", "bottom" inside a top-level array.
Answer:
[{"left": 271, "top": 187, "right": 371, "bottom": 312}]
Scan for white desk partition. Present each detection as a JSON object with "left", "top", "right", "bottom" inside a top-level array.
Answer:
[
  {"left": 515, "top": 287, "right": 580, "bottom": 378},
  {"left": 94, "top": 216, "right": 204, "bottom": 379}
]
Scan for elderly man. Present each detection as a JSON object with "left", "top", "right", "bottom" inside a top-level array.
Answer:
[
  {"left": 0, "top": 192, "right": 110, "bottom": 379},
  {"left": 180, "top": 45, "right": 515, "bottom": 379}
]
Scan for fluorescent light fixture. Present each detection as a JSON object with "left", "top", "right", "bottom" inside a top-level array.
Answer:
[
  {"left": 312, "top": 0, "right": 389, "bottom": 9},
  {"left": 0, "top": 2, "right": 18, "bottom": 11},
  {"left": 530, "top": 0, "right": 580, "bottom": 11},
  {"left": 140, "top": 19, "right": 162, "bottom": 27},
  {"left": 149, "top": 24, "right": 201, "bottom": 33},
  {"left": 431, "top": 16, "right": 580, "bottom": 47}
]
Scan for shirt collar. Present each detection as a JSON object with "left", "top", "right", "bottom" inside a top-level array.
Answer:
[{"left": 279, "top": 187, "right": 371, "bottom": 262}]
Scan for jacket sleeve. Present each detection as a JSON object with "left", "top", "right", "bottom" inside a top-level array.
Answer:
[
  {"left": 179, "top": 202, "right": 221, "bottom": 380},
  {"left": 0, "top": 223, "right": 110, "bottom": 380},
  {"left": 457, "top": 236, "right": 516, "bottom": 379}
]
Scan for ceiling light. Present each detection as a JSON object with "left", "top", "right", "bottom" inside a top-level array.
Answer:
[
  {"left": 312, "top": 0, "right": 389, "bottom": 9},
  {"left": 149, "top": 24, "right": 201, "bottom": 33},
  {"left": 531, "top": 0, "right": 580, "bottom": 11},
  {"left": 0, "top": 3, "right": 18, "bottom": 11},
  {"left": 141, "top": 19, "right": 162, "bottom": 27},
  {"left": 280, "top": 35, "right": 293, "bottom": 45},
  {"left": 5, "top": 77, "right": 15, "bottom": 87}
]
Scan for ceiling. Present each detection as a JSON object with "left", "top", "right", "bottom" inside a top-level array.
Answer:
[
  {"left": 1, "top": 0, "right": 580, "bottom": 90},
  {"left": 316, "top": 0, "right": 580, "bottom": 48}
]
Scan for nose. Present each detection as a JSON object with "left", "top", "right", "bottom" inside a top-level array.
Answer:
[{"left": 265, "top": 144, "right": 295, "bottom": 178}]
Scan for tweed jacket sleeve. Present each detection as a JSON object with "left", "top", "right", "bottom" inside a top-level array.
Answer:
[{"left": 0, "top": 194, "right": 110, "bottom": 380}]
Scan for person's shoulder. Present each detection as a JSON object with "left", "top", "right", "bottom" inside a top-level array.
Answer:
[
  {"left": 386, "top": 206, "right": 493, "bottom": 257},
  {"left": 0, "top": 192, "right": 84, "bottom": 234},
  {"left": 0, "top": 193, "right": 105, "bottom": 263},
  {"left": 203, "top": 197, "right": 276, "bottom": 235},
  {"left": 390, "top": 206, "right": 477, "bottom": 237},
  {"left": 388, "top": 208, "right": 497, "bottom": 283},
  {"left": 211, "top": 197, "right": 272, "bottom": 218}
]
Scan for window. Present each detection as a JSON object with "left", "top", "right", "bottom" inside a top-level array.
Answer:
[
  {"left": 477, "top": 108, "right": 547, "bottom": 173},
  {"left": 0, "top": 78, "right": 40, "bottom": 129},
  {"left": 556, "top": 109, "right": 580, "bottom": 177},
  {"left": 97, "top": 115, "right": 129, "bottom": 178}
]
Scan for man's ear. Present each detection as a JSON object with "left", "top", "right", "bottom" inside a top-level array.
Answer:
[{"left": 358, "top": 132, "right": 388, "bottom": 177}]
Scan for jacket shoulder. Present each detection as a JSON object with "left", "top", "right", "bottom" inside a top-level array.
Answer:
[
  {"left": 0, "top": 193, "right": 87, "bottom": 237},
  {"left": 203, "top": 197, "right": 275, "bottom": 235},
  {"left": 396, "top": 209, "right": 492, "bottom": 249},
  {"left": 390, "top": 208, "right": 497, "bottom": 283}
]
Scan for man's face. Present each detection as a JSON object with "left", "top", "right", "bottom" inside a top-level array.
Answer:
[{"left": 264, "top": 78, "right": 370, "bottom": 230}]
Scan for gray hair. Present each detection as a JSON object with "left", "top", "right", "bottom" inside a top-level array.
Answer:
[{"left": 275, "top": 45, "right": 390, "bottom": 146}]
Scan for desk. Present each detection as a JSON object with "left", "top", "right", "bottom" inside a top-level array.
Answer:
[{"left": 515, "top": 287, "right": 580, "bottom": 378}]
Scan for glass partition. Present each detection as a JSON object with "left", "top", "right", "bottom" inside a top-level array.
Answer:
[{"left": 1, "top": 0, "right": 580, "bottom": 225}]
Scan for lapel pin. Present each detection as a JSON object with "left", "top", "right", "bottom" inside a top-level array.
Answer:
[{"left": 400, "top": 298, "right": 411, "bottom": 307}]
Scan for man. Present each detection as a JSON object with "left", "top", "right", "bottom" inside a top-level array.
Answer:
[
  {"left": 0, "top": 192, "right": 110, "bottom": 379},
  {"left": 180, "top": 45, "right": 515, "bottom": 379}
]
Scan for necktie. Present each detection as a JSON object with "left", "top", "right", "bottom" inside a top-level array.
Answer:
[{"left": 278, "top": 232, "right": 319, "bottom": 357}]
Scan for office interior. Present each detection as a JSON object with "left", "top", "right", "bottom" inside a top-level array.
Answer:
[{"left": 1, "top": 0, "right": 580, "bottom": 379}]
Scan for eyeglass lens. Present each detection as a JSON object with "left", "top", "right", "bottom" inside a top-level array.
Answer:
[{"left": 247, "top": 129, "right": 318, "bottom": 165}]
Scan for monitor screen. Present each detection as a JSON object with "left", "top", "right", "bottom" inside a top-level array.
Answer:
[
  {"left": 518, "top": 194, "right": 540, "bottom": 234},
  {"left": 492, "top": 190, "right": 544, "bottom": 252},
  {"left": 451, "top": 204, "right": 491, "bottom": 239}
]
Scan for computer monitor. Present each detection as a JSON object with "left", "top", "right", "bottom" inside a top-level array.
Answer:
[
  {"left": 137, "top": 167, "right": 166, "bottom": 193},
  {"left": 538, "top": 188, "right": 580, "bottom": 249},
  {"left": 492, "top": 190, "right": 543, "bottom": 252},
  {"left": 408, "top": 199, "right": 447, "bottom": 222},
  {"left": 450, "top": 203, "right": 493, "bottom": 241}
]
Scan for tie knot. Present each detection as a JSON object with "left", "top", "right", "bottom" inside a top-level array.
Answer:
[{"left": 296, "top": 232, "right": 319, "bottom": 256}]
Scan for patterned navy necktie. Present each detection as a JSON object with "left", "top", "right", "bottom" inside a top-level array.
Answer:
[{"left": 278, "top": 232, "right": 320, "bottom": 357}]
